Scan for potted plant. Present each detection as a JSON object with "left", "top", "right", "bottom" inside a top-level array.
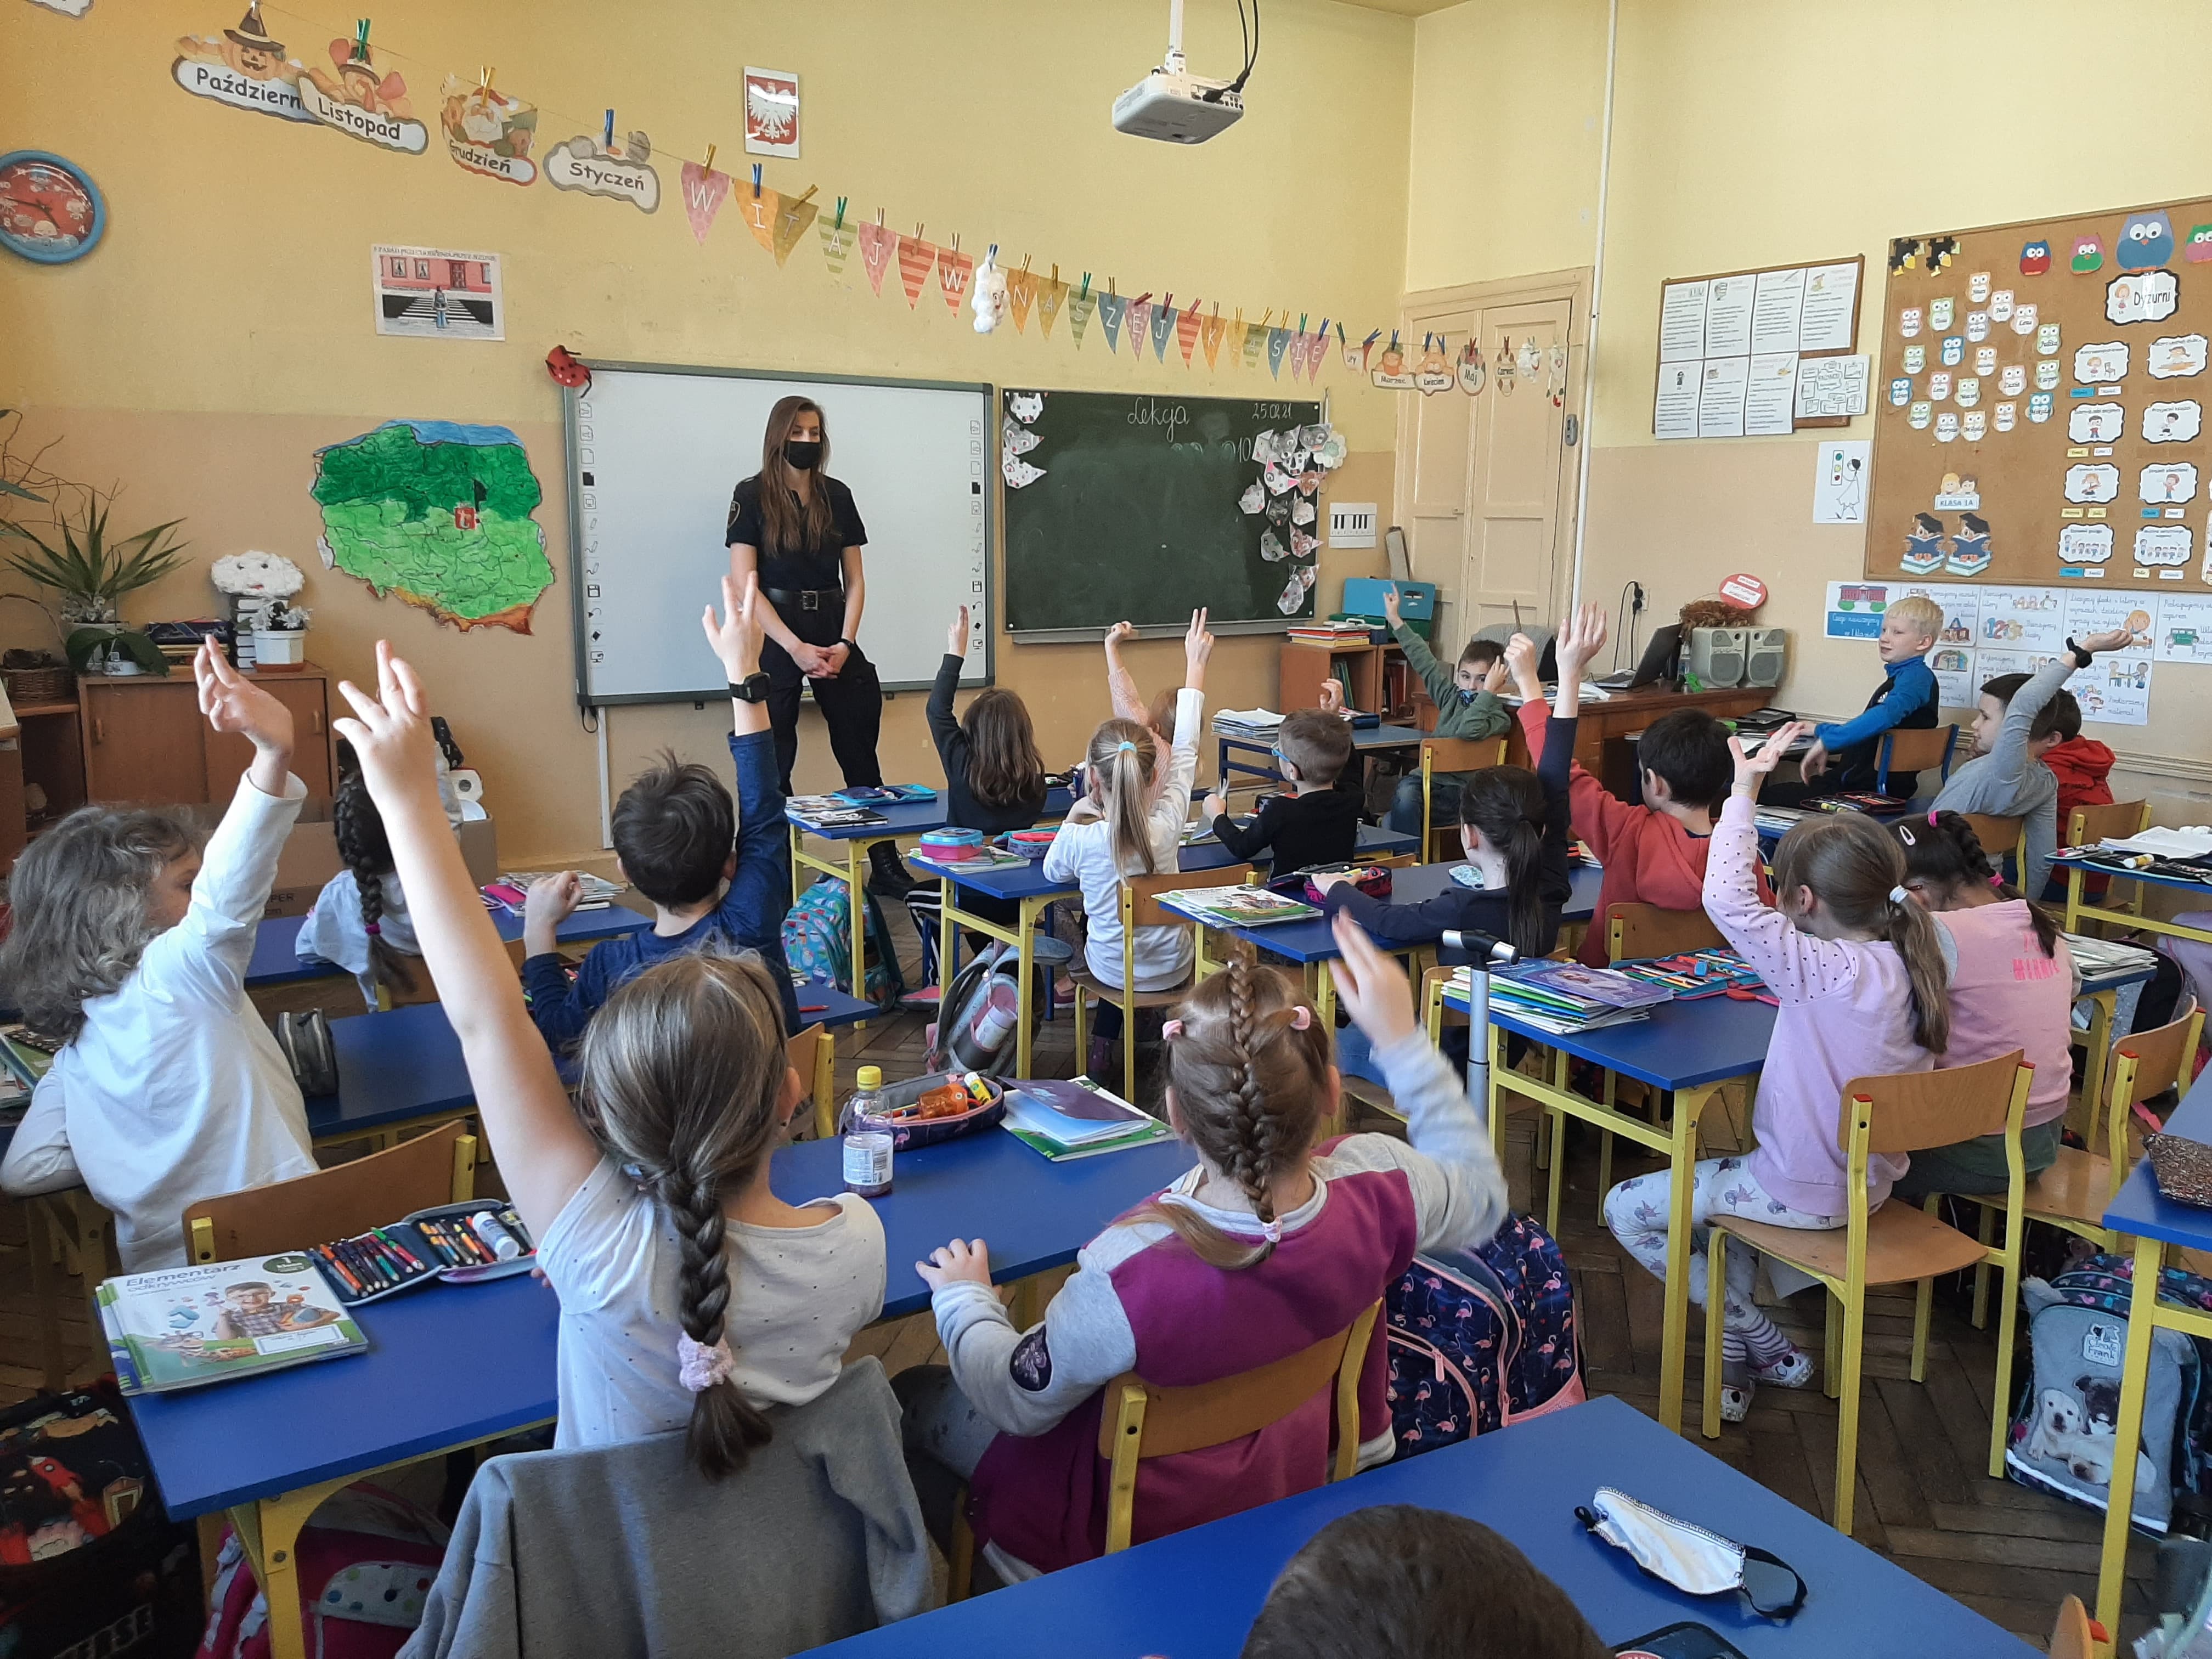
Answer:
[
  {"left": 251, "top": 598, "right": 311, "bottom": 670},
  {"left": 0, "top": 484, "right": 188, "bottom": 677}
]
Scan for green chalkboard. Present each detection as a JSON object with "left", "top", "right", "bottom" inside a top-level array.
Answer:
[{"left": 1001, "top": 387, "right": 1323, "bottom": 636}]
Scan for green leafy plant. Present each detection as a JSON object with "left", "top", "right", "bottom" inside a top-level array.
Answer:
[{"left": 0, "top": 489, "right": 188, "bottom": 677}]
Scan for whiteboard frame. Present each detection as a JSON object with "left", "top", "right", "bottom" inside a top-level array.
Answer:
[{"left": 562, "top": 359, "right": 996, "bottom": 708}]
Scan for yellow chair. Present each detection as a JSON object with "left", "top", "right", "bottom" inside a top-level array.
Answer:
[
  {"left": 1419, "top": 737, "right": 1507, "bottom": 864},
  {"left": 1871, "top": 724, "right": 1959, "bottom": 797},
  {"left": 1069, "top": 864, "right": 1253, "bottom": 1090},
  {"left": 1605, "top": 902, "right": 1726, "bottom": 964},
  {"left": 787, "top": 1023, "right": 835, "bottom": 1140},
  {"left": 1701, "top": 1051, "right": 2033, "bottom": 1534},
  {"left": 1957, "top": 812, "right": 2024, "bottom": 885},
  {"left": 185, "top": 1120, "right": 477, "bottom": 1262},
  {"left": 2064, "top": 799, "right": 2152, "bottom": 922}
]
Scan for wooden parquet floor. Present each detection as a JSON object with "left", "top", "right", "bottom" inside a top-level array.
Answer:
[{"left": 0, "top": 913, "right": 2161, "bottom": 1649}]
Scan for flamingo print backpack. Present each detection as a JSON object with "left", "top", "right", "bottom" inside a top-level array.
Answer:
[{"left": 1384, "top": 1213, "right": 1585, "bottom": 1457}]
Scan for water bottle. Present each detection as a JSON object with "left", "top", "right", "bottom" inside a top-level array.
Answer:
[{"left": 842, "top": 1065, "right": 894, "bottom": 1198}]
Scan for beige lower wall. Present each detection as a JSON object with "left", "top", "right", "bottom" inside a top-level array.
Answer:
[
  {"left": 7, "top": 408, "right": 1393, "bottom": 867},
  {"left": 1579, "top": 439, "right": 2212, "bottom": 829}
]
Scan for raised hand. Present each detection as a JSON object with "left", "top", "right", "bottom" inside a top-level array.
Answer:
[
  {"left": 195, "top": 641, "right": 294, "bottom": 754},
  {"left": 1553, "top": 602, "right": 1609, "bottom": 677},
  {"left": 1382, "top": 584, "right": 1404, "bottom": 628},
  {"left": 1502, "top": 632, "right": 1541, "bottom": 698},
  {"left": 1202, "top": 790, "right": 1228, "bottom": 821},
  {"left": 947, "top": 605, "right": 972, "bottom": 658},
  {"left": 1316, "top": 678, "right": 1344, "bottom": 714},
  {"left": 2079, "top": 627, "right": 2134, "bottom": 656},
  {"left": 332, "top": 641, "right": 438, "bottom": 802},
  {"left": 1184, "top": 607, "right": 1215, "bottom": 685},
  {"left": 1731, "top": 721, "right": 1813, "bottom": 791},
  {"left": 527, "top": 871, "right": 583, "bottom": 926},
  {"left": 702, "top": 572, "right": 765, "bottom": 679},
  {"left": 1104, "top": 620, "right": 1137, "bottom": 653},
  {"left": 1329, "top": 913, "right": 1417, "bottom": 1049}
]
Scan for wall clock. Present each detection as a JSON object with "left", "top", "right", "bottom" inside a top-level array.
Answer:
[{"left": 0, "top": 151, "right": 105, "bottom": 264}]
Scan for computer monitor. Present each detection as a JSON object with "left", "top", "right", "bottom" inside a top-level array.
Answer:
[{"left": 1595, "top": 623, "right": 1680, "bottom": 691}]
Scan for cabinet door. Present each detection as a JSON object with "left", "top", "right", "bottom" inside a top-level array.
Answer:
[
  {"left": 205, "top": 679, "right": 333, "bottom": 799},
  {"left": 82, "top": 682, "right": 208, "bottom": 806}
]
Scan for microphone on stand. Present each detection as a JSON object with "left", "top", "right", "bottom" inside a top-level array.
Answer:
[{"left": 1440, "top": 930, "right": 1516, "bottom": 1124}]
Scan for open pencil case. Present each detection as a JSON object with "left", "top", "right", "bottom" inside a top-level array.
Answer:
[{"left": 311, "top": 1200, "right": 539, "bottom": 1307}]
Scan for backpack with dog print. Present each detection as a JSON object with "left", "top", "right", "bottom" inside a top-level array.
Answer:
[
  {"left": 2005, "top": 1253, "right": 2212, "bottom": 1531},
  {"left": 1384, "top": 1213, "right": 1585, "bottom": 1459}
]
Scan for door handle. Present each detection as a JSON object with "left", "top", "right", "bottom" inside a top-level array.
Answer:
[
  {"left": 311, "top": 707, "right": 324, "bottom": 735},
  {"left": 92, "top": 717, "right": 104, "bottom": 745}
]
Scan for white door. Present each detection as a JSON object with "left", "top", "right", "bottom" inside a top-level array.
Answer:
[
  {"left": 1401, "top": 308, "right": 1479, "bottom": 629},
  {"left": 1463, "top": 298, "right": 1571, "bottom": 636}
]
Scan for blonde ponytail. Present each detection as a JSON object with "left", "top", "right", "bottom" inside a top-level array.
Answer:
[{"left": 1088, "top": 718, "right": 1160, "bottom": 876}]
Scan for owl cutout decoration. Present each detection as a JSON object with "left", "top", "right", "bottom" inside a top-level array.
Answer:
[
  {"left": 2019, "top": 239, "right": 2052, "bottom": 276},
  {"left": 2071, "top": 235, "right": 2104, "bottom": 274},
  {"left": 2119, "top": 210, "right": 2176, "bottom": 271}
]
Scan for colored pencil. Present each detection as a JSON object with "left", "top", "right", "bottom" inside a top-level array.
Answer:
[{"left": 374, "top": 1227, "right": 426, "bottom": 1272}]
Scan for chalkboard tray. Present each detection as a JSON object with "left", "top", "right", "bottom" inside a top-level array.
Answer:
[{"left": 1002, "top": 388, "right": 1323, "bottom": 639}]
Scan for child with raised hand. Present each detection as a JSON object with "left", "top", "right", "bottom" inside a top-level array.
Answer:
[
  {"left": 1887, "top": 810, "right": 2075, "bottom": 1199},
  {"left": 1314, "top": 604, "right": 1600, "bottom": 967},
  {"left": 1933, "top": 628, "right": 2133, "bottom": 898},
  {"left": 0, "top": 644, "right": 315, "bottom": 1269},
  {"left": 1102, "top": 619, "right": 1180, "bottom": 748},
  {"left": 921, "top": 603, "right": 1048, "bottom": 933},
  {"left": 522, "top": 575, "right": 800, "bottom": 1047},
  {"left": 1045, "top": 608, "right": 1212, "bottom": 1080},
  {"left": 1199, "top": 709, "right": 1361, "bottom": 874},
  {"left": 1604, "top": 720, "right": 1951, "bottom": 1423},
  {"left": 330, "top": 584, "right": 887, "bottom": 1479},
  {"left": 1508, "top": 614, "right": 1768, "bottom": 966},
  {"left": 295, "top": 755, "right": 465, "bottom": 1008},
  {"left": 893, "top": 917, "right": 1507, "bottom": 1584},
  {"left": 1380, "top": 583, "right": 1510, "bottom": 838}
]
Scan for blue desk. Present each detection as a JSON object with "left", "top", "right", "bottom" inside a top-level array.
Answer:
[
  {"left": 302, "top": 1002, "right": 475, "bottom": 1146},
  {"left": 127, "top": 1122, "right": 1194, "bottom": 1659},
  {"left": 790, "top": 789, "right": 1076, "bottom": 995},
  {"left": 2096, "top": 1062, "right": 2212, "bottom": 1637},
  {"left": 1217, "top": 722, "right": 1427, "bottom": 794},
  {"left": 2064, "top": 853, "right": 2212, "bottom": 948},
  {"left": 246, "top": 905, "right": 650, "bottom": 990},
  {"left": 806, "top": 1394, "right": 2031, "bottom": 1658}
]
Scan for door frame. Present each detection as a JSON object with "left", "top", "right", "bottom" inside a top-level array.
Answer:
[{"left": 1392, "top": 266, "right": 1593, "bottom": 634}]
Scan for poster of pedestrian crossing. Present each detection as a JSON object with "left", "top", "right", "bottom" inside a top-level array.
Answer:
[{"left": 371, "top": 244, "right": 505, "bottom": 340}]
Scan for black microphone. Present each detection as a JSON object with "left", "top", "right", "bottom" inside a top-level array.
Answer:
[{"left": 1441, "top": 929, "right": 1516, "bottom": 966}]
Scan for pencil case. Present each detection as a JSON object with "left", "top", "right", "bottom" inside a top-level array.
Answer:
[
  {"left": 1271, "top": 861, "right": 1392, "bottom": 902},
  {"left": 840, "top": 1070, "right": 1006, "bottom": 1152},
  {"left": 1000, "top": 830, "right": 1056, "bottom": 858},
  {"left": 2146, "top": 1134, "right": 2212, "bottom": 1209},
  {"left": 919, "top": 828, "right": 985, "bottom": 861},
  {"left": 309, "top": 1201, "right": 538, "bottom": 1306},
  {"left": 836, "top": 784, "right": 938, "bottom": 805}
]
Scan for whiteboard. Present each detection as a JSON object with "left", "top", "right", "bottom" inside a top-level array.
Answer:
[{"left": 564, "top": 362, "right": 994, "bottom": 704}]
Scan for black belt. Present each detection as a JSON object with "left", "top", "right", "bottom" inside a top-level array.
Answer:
[{"left": 764, "top": 586, "right": 843, "bottom": 612}]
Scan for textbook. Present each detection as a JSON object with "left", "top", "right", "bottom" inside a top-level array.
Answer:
[
  {"left": 1156, "top": 885, "right": 1321, "bottom": 928},
  {"left": 97, "top": 1255, "right": 368, "bottom": 1396},
  {"left": 1003, "top": 1077, "right": 1171, "bottom": 1161}
]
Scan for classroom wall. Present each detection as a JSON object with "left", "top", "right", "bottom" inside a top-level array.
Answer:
[
  {"left": 1, "top": 0, "right": 1414, "bottom": 866},
  {"left": 1408, "top": 0, "right": 2212, "bottom": 823}
]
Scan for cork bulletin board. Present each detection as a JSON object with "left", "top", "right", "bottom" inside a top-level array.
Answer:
[{"left": 1867, "top": 195, "right": 2212, "bottom": 595}]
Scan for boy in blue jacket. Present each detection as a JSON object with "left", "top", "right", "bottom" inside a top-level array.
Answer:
[
  {"left": 1768, "top": 594, "right": 1943, "bottom": 803},
  {"left": 522, "top": 575, "right": 802, "bottom": 1047}
]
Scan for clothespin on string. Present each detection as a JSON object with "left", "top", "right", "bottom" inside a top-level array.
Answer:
[{"left": 703, "top": 143, "right": 718, "bottom": 174}]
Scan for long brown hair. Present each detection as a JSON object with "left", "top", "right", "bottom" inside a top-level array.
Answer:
[
  {"left": 1088, "top": 717, "right": 1161, "bottom": 875},
  {"left": 1130, "top": 953, "right": 1333, "bottom": 1269},
  {"left": 962, "top": 687, "right": 1045, "bottom": 810},
  {"left": 755, "top": 395, "right": 833, "bottom": 556},
  {"left": 574, "top": 951, "right": 794, "bottom": 1480},
  {"left": 1773, "top": 812, "right": 1951, "bottom": 1054}
]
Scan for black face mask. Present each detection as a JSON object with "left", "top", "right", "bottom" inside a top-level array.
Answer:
[{"left": 783, "top": 438, "right": 823, "bottom": 470}]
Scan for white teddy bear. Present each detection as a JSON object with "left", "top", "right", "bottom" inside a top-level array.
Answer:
[{"left": 971, "top": 248, "right": 1009, "bottom": 336}]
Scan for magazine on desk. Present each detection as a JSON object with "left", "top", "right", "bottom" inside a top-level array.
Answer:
[{"left": 97, "top": 1256, "right": 368, "bottom": 1395}]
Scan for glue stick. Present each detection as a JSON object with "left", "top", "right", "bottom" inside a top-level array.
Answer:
[{"left": 468, "top": 1210, "right": 524, "bottom": 1261}]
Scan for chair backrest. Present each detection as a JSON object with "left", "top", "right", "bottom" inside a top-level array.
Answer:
[
  {"left": 1959, "top": 812, "right": 2024, "bottom": 858},
  {"left": 185, "top": 1119, "right": 476, "bottom": 1262},
  {"left": 2066, "top": 798, "right": 2151, "bottom": 849},
  {"left": 1839, "top": 1049, "right": 2030, "bottom": 1156},
  {"left": 2046, "top": 1593, "right": 2094, "bottom": 1659},
  {"left": 374, "top": 957, "right": 443, "bottom": 1011},
  {"left": 787, "top": 1023, "right": 831, "bottom": 1139},
  {"left": 1876, "top": 724, "right": 1957, "bottom": 791},
  {"left": 2107, "top": 1006, "right": 2206, "bottom": 1117},
  {"left": 1375, "top": 852, "right": 1418, "bottom": 870},
  {"left": 1096, "top": 1302, "right": 1380, "bottom": 1554},
  {"left": 1421, "top": 736, "right": 1508, "bottom": 776},
  {"left": 1605, "top": 902, "right": 1725, "bottom": 963},
  {"left": 1125, "top": 863, "right": 1254, "bottom": 930}
]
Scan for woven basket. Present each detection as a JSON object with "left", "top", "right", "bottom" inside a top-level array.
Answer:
[{"left": 2, "top": 666, "right": 73, "bottom": 705}]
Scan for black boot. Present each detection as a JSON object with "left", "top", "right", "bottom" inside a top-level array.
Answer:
[{"left": 866, "top": 839, "right": 917, "bottom": 899}]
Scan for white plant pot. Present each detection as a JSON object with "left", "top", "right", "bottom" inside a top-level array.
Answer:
[{"left": 252, "top": 630, "right": 307, "bottom": 669}]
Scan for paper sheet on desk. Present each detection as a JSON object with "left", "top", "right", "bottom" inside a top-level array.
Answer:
[{"left": 2104, "top": 826, "right": 2212, "bottom": 858}]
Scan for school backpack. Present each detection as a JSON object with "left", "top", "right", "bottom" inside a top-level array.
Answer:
[
  {"left": 924, "top": 943, "right": 1040, "bottom": 1076},
  {"left": 199, "top": 1481, "right": 448, "bottom": 1659},
  {"left": 0, "top": 1380, "right": 202, "bottom": 1659},
  {"left": 781, "top": 875, "right": 905, "bottom": 1008},
  {"left": 1384, "top": 1212, "right": 1586, "bottom": 1458},
  {"left": 2006, "top": 1252, "right": 2212, "bottom": 1531}
]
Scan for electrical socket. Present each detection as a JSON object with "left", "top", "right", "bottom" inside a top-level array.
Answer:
[{"left": 1630, "top": 583, "right": 1647, "bottom": 613}]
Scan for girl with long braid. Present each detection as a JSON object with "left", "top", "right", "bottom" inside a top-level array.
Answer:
[
  {"left": 326, "top": 582, "right": 885, "bottom": 1477},
  {"left": 296, "top": 749, "right": 465, "bottom": 1007},
  {"left": 897, "top": 921, "right": 1508, "bottom": 1584}
]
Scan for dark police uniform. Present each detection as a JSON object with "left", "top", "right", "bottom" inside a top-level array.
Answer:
[{"left": 726, "top": 472, "right": 885, "bottom": 796}]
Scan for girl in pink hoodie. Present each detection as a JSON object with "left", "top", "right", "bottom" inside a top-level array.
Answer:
[{"left": 1603, "top": 723, "right": 1951, "bottom": 1422}]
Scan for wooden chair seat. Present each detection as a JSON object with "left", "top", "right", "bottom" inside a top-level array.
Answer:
[
  {"left": 2023, "top": 1146, "right": 2114, "bottom": 1229},
  {"left": 1713, "top": 1201, "right": 1991, "bottom": 1289}
]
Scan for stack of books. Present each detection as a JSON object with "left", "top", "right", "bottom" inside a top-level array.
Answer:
[
  {"left": 1002, "top": 1077, "right": 1170, "bottom": 1161},
  {"left": 788, "top": 795, "right": 889, "bottom": 829},
  {"left": 1286, "top": 619, "right": 1374, "bottom": 647},
  {"left": 1452, "top": 960, "right": 1673, "bottom": 1036},
  {"left": 2062, "top": 931, "right": 2160, "bottom": 977},
  {"left": 1754, "top": 805, "right": 1812, "bottom": 838},
  {"left": 1156, "top": 885, "right": 1321, "bottom": 928},
  {"left": 910, "top": 843, "right": 1028, "bottom": 874},
  {"left": 487, "top": 871, "right": 622, "bottom": 913},
  {"left": 1211, "top": 708, "right": 1285, "bottom": 738}
]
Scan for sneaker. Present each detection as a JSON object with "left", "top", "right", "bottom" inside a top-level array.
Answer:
[
  {"left": 1752, "top": 1345, "right": 1816, "bottom": 1390},
  {"left": 1719, "top": 1359, "right": 1755, "bottom": 1424}
]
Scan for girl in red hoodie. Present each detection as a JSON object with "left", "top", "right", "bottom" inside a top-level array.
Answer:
[{"left": 1509, "top": 639, "right": 1771, "bottom": 966}]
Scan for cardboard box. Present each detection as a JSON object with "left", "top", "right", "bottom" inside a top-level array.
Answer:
[{"left": 176, "top": 800, "right": 497, "bottom": 918}]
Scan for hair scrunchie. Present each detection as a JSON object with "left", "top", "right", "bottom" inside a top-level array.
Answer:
[
  {"left": 1888, "top": 884, "right": 1911, "bottom": 906},
  {"left": 1116, "top": 740, "right": 1137, "bottom": 753},
  {"left": 1261, "top": 1218, "right": 1284, "bottom": 1244},
  {"left": 678, "top": 1333, "right": 736, "bottom": 1393}
]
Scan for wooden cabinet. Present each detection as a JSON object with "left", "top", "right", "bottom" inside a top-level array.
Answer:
[{"left": 73, "top": 665, "right": 338, "bottom": 808}]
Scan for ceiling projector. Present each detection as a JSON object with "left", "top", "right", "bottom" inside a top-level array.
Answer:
[{"left": 1113, "top": 0, "right": 1255, "bottom": 144}]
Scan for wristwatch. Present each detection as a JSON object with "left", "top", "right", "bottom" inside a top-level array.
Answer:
[
  {"left": 2066, "top": 636, "right": 2091, "bottom": 668},
  {"left": 729, "top": 673, "right": 772, "bottom": 703}
]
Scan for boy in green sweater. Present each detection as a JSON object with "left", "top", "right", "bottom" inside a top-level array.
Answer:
[{"left": 1383, "top": 583, "right": 1513, "bottom": 838}]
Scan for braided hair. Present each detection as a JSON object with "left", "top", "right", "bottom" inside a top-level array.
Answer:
[
  {"left": 332, "top": 766, "right": 415, "bottom": 996},
  {"left": 1891, "top": 810, "right": 2059, "bottom": 956},
  {"left": 1131, "top": 950, "right": 1333, "bottom": 1269},
  {"left": 575, "top": 951, "right": 791, "bottom": 1479}
]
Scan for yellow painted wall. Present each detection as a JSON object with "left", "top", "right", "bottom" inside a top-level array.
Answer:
[
  {"left": 1409, "top": 0, "right": 2212, "bottom": 822},
  {"left": 1, "top": 0, "right": 1414, "bottom": 864}
]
